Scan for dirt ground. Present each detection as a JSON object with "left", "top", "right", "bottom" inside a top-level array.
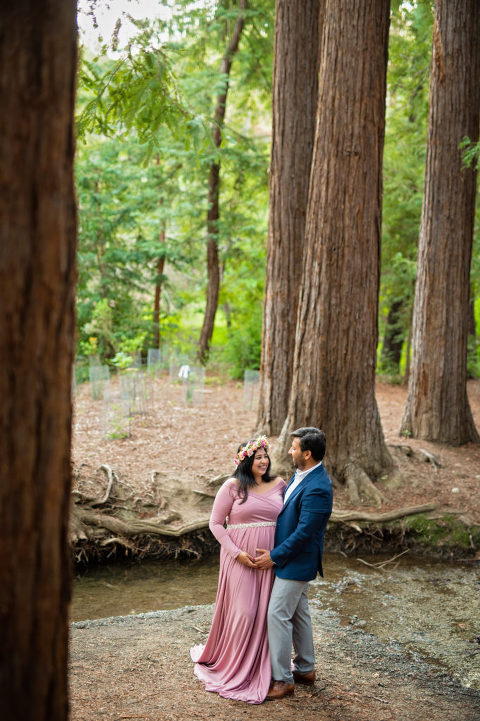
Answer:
[
  {"left": 69, "top": 376, "right": 480, "bottom": 720},
  {"left": 69, "top": 604, "right": 480, "bottom": 721},
  {"left": 72, "top": 375, "right": 480, "bottom": 526}
]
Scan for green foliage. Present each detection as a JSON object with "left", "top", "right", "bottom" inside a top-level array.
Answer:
[
  {"left": 75, "top": 0, "right": 273, "bottom": 373},
  {"left": 80, "top": 298, "right": 115, "bottom": 357},
  {"left": 403, "top": 514, "right": 480, "bottom": 554},
  {"left": 467, "top": 294, "right": 480, "bottom": 379},
  {"left": 215, "top": 169, "right": 268, "bottom": 379},
  {"left": 77, "top": 31, "right": 193, "bottom": 159},
  {"left": 221, "top": 304, "right": 263, "bottom": 380},
  {"left": 380, "top": 0, "right": 433, "bottom": 374},
  {"left": 461, "top": 137, "right": 480, "bottom": 171},
  {"left": 110, "top": 351, "right": 134, "bottom": 371},
  {"left": 75, "top": 0, "right": 480, "bottom": 388},
  {"left": 467, "top": 336, "right": 480, "bottom": 379},
  {"left": 381, "top": 0, "right": 480, "bottom": 381}
]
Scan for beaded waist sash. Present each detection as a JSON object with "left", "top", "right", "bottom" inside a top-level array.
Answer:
[{"left": 226, "top": 521, "right": 277, "bottom": 529}]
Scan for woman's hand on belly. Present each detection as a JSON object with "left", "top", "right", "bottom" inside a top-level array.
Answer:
[{"left": 236, "top": 551, "right": 257, "bottom": 568}]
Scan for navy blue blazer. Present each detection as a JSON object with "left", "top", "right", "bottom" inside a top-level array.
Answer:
[{"left": 270, "top": 463, "right": 333, "bottom": 582}]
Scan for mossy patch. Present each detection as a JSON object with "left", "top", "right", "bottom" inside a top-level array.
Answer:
[
  {"left": 401, "top": 513, "right": 480, "bottom": 554},
  {"left": 326, "top": 514, "right": 480, "bottom": 559}
]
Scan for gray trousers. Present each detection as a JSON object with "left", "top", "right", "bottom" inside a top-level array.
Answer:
[{"left": 267, "top": 576, "right": 315, "bottom": 683}]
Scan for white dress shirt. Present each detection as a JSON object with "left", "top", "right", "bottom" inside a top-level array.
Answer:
[{"left": 283, "top": 461, "right": 323, "bottom": 503}]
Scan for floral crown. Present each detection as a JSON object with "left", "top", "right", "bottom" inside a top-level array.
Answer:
[{"left": 234, "top": 436, "right": 270, "bottom": 466}]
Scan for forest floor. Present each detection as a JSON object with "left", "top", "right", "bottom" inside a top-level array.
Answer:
[
  {"left": 70, "top": 376, "right": 480, "bottom": 721},
  {"left": 72, "top": 375, "right": 480, "bottom": 530},
  {"left": 69, "top": 603, "right": 480, "bottom": 721}
]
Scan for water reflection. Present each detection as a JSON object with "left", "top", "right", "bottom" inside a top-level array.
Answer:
[
  {"left": 72, "top": 552, "right": 480, "bottom": 689},
  {"left": 72, "top": 555, "right": 220, "bottom": 621}
]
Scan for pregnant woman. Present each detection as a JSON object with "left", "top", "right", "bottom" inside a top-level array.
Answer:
[{"left": 190, "top": 436, "right": 285, "bottom": 704}]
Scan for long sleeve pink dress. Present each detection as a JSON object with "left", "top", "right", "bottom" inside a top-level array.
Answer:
[{"left": 190, "top": 477, "right": 286, "bottom": 704}]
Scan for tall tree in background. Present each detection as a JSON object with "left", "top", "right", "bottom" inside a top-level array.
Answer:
[
  {"left": 76, "top": 3, "right": 273, "bottom": 371},
  {"left": 0, "top": 1, "right": 77, "bottom": 719},
  {"left": 197, "top": 0, "right": 248, "bottom": 364},
  {"left": 256, "top": 0, "right": 322, "bottom": 434},
  {"left": 400, "top": 0, "right": 480, "bottom": 445},
  {"left": 379, "top": 1, "right": 432, "bottom": 378},
  {"left": 274, "top": 0, "right": 392, "bottom": 504}
]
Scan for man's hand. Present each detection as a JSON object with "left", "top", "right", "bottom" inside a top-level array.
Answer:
[{"left": 254, "top": 548, "right": 274, "bottom": 569}]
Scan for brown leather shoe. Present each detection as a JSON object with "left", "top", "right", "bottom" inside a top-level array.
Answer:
[
  {"left": 266, "top": 681, "right": 295, "bottom": 699},
  {"left": 292, "top": 669, "right": 316, "bottom": 685}
]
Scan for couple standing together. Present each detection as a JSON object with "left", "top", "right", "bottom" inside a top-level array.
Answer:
[{"left": 190, "top": 426, "right": 333, "bottom": 704}]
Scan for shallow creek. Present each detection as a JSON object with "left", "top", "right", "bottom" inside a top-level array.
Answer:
[{"left": 72, "top": 552, "right": 480, "bottom": 690}]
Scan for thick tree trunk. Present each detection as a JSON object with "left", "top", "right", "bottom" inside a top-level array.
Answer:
[
  {"left": 0, "top": 3, "right": 77, "bottom": 720},
  {"left": 256, "top": 0, "right": 323, "bottom": 434},
  {"left": 274, "top": 0, "right": 392, "bottom": 503},
  {"left": 197, "top": 0, "right": 247, "bottom": 364},
  {"left": 400, "top": 0, "right": 480, "bottom": 445},
  {"left": 381, "top": 299, "right": 404, "bottom": 372}
]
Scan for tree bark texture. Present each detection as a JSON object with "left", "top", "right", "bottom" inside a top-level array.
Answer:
[
  {"left": 0, "top": 2, "right": 77, "bottom": 720},
  {"left": 256, "top": 0, "right": 323, "bottom": 434},
  {"left": 275, "top": 0, "right": 392, "bottom": 488},
  {"left": 400, "top": 0, "right": 480, "bottom": 445},
  {"left": 197, "top": 0, "right": 247, "bottom": 364}
]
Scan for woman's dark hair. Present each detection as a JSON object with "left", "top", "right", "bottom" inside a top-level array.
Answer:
[{"left": 233, "top": 440, "right": 273, "bottom": 503}]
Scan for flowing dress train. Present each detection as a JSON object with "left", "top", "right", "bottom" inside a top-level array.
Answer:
[{"left": 190, "top": 478, "right": 286, "bottom": 704}]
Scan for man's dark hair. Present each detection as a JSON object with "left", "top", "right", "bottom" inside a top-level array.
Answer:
[{"left": 291, "top": 427, "right": 326, "bottom": 461}]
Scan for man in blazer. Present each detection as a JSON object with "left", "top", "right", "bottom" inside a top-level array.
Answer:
[{"left": 254, "top": 427, "right": 333, "bottom": 700}]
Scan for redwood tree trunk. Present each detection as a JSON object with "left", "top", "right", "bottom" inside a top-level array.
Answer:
[
  {"left": 0, "top": 2, "right": 77, "bottom": 720},
  {"left": 256, "top": 0, "right": 323, "bottom": 434},
  {"left": 197, "top": 0, "right": 247, "bottom": 364},
  {"left": 400, "top": 0, "right": 480, "bottom": 444},
  {"left": 274, "top": 0, "right": 392, "bottom": 500},
  {"left": 198, "top": 162, "right": 221, "bottom": 363}
]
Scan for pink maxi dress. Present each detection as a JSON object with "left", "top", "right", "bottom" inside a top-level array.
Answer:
[{"left": 190, "top": 477, "right": 286, "bottom": 704}]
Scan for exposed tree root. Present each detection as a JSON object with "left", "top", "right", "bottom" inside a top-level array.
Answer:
[
  {"left": 74, "top": 507, "right": 212, "bottom": 538},
  {"left": 71, "top": 463, "right": 218, "bottom": 565},
  {"left": 71, "top": 463, "right": 439, "bottom": 566},
  {"left": 329, "top": 503, "right": 437, "bottom": 523},
  {"left": 344, "top": 463, "right": 386, "bottom": 508},
  {"left": 418, "top": 448, "right": 443, "bottom": 470},
  {"left": 387, "top": 443, "right": 443, "bottom": 469},
  {"left": 203, "top": 473, "right": 230, "bottom": 488},
  {"left": 93, "top": 464, "right": 117, "bottom": 505}
]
